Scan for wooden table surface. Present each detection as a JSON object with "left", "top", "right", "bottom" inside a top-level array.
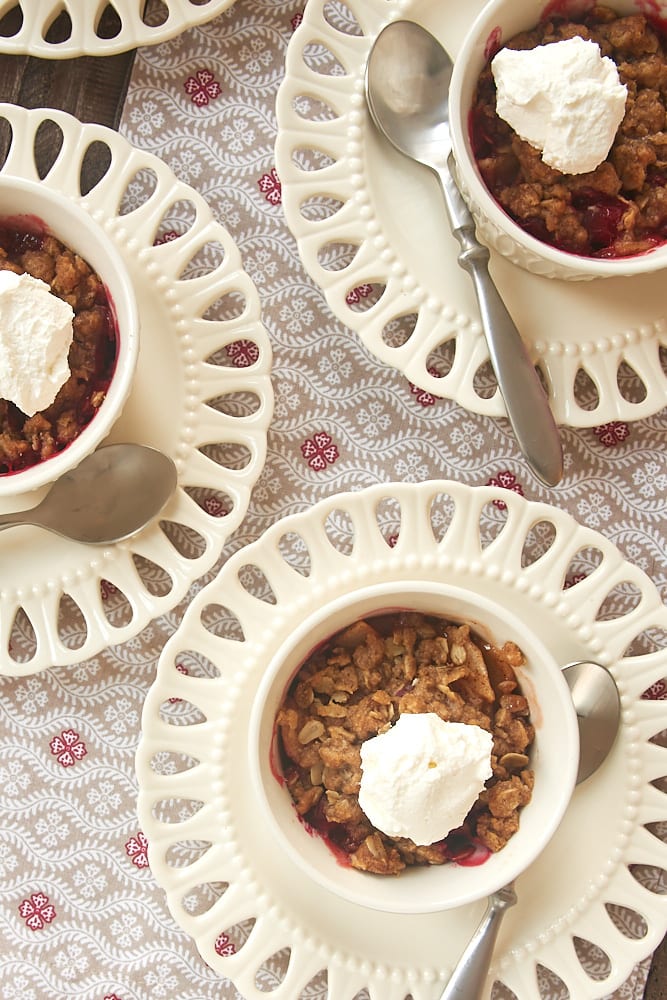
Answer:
[
  {"left": 0, "top": 5, "right": 135, "bottom": 129},
  {"left": 0, "top": 12, "right": 664, "bottom": 998}
]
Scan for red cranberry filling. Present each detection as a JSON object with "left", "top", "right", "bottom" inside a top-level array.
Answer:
[{"left": 573, "top": 189, "right": 628, "bottom": 252}]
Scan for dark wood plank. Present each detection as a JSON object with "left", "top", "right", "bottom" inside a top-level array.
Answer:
[
  {"left": 0, "top": 49, "right": 136, "bottom": 129},
  {"left": 0, "top": 2, "right": 135, "bottom": 188},
  {"left": 0, "top": 4, "right": 135, "bottom": 128},
  {"left": 0, "top": 48, "right": 135, "bottom": 194},
  {"left": 646, "top": 935, "right": 667, "bottom": 1000}
]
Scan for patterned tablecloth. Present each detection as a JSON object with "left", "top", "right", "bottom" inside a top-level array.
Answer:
[{"left": 0, "top": 1, "right": 665, "bottom": 998}]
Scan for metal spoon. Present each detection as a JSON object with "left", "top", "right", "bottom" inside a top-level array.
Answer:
[
  {"left": 439, "top": 660, "right": 621, "bottom": 1000},
  {"left": 0, "top": 443, "right": 177, "bottom": 544},
  {"left": 365, "top": 20, "right": 564, "bottom": 487}
]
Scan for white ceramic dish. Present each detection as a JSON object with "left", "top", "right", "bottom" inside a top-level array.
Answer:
[
  {"left": 137, "top": 480, "right": 667, "bottom": 1000},
  {"left": 0, "top": 104, "right": 272, "bottom": 676},
  {"left": 0, "top": 0, "right": 234, "bottom": 58},
  {"left": 275, "top": 0, "right": 667, "bottom": 426},
  {"left": 0, "top": 176, "right": 139, "bottom": 498},
  {"left": 252, "top": 581, "right": 579, "bottom": 914},
  {"left": 449, "top": 0, "right": 667, "bottom": 281}
]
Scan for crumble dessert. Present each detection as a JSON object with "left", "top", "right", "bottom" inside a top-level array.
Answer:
[
  {"left": 276, "top": 612, "right": 535, "bottom": 875},
  {"left": 470, "top": 5, "right": 667, "bottom": 257},
  {"left": 0, "top": 223, "right": 118, "bottom": 474}
]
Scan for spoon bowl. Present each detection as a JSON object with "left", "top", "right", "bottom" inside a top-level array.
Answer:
[
  {"left": 365, "top": 20, "right": 563, "bottom": 487},
  {"left": 0, "top": 443, "right": 177, "bottom": 545},
  {"left": 564, "top": 660, "right": 621, "bottom": 784},
  {"left": 365, "top": 19, "right": 454, "bottom": 167}
]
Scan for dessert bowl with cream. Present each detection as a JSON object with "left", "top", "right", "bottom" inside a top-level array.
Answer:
[
  {"left": 449, "top": 0, "right": 667, "bottom": 279},
  {"left": 250, "top": 583, "right": 579, "bottom": 913},
  {"left": 0, "top": 177, "right": 139, "bottom": 498}
]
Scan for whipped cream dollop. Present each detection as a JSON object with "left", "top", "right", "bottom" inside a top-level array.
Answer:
[
  {"left": 491, "top": 36, "right": 627, "bottom": 175},
  {"left": 0, "top": 270, "right": 74, "bottom": 416},
  {"left": 358, "top": 712, "right": 494, "bottom": 846}
]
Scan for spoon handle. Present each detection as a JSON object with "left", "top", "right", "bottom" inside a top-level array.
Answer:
[
  {"left": 435, "top": 161, "right": 563, "bottom": 488},
  {"left": 0, "top": 510, "right": 36, "bottom": 532},
  {"left": 439, "top": 882, "right": 517, "bottom": 1000}
]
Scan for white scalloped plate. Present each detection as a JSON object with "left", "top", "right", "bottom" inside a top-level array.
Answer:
[
  {"left": 0, "top": 104, "right": 272, "bottom": 676},
  {"left": 0, "top": 0, "right": 233, "bottom": 57},
  {"left": 137, "top": 480, "right": 667, "bottom": 1000},
  {"left": 275, "top": 0, "right": 667, "bottom": 427}
]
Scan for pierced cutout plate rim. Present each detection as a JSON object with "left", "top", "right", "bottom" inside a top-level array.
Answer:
[
  {"left": 0, "top": 104, "right": 273, "bottom": 676},
  {"left": 137, "top": 479, "right": 667, "bottom": 1000},
  {"left": 275, "top": 0, "right": 667, "bottom": 427},
  {"left": 0, "top": 0, "right": 235, "bottom": 57}
]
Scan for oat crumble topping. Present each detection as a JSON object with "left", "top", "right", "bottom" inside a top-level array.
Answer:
[{"left": 276, "top": 612, "right": 535, "bottom": 875}]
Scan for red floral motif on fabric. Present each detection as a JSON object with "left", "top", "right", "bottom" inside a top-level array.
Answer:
[
  {"left": 642, "top": 678, "right": 667, "bottom": 700},
  {"left": 154, "top": 230, "right": 179, "bottom": 246},
  {"left": 125, "top": 832, "right": 149, "bottom": 869},
  {"left": 50, "top": 729, "right": 87, "bottom": 768},
  {"left": 345, "top": 283, "right": 372, "bottom": 305},
  {"left": 301, "top": 432, "right": 340, "bottom": 470},
  {"left": 214, "top": 931, "right": 237, "bottom": 956},
  {"left": 203, "top": 496, "right": 229, "bottom": 517},
  {"left": 291, "top": 12, "right": 304, "bottom": 31},
  {"left": 486, "top": 471, "right": 525, "bottom": 509},
  {"left": 387, "top": 533, "right": 399, "bottom": 548},
  {"left": 100, "top": 580, "right": 117, "bottom": 601},
  {"left": 184, "top": 69, "right": 222, "bottom": 107},
  {"left": 408, "top": 382, "right": 437, "bottom": 407},
  {"left": 564, "top": 572, "right": 588, "bottom": 589},
  {"left": 226, "top": 339, "right": 260, "bottom": 368},
  {"left": 104, "top": 994, "right": 124, "bottom": 1000},
  {"left": 18, "top": 892, "right": 56, "bottom": 930},
  {"left": 168, "top": 662, "right": 190, "bottom": 703},
  {"left": 258, "top": 167, "right": 282, "bottom": 205},
  {"left": 594, "top": 421, "right": 630, "bottom": 447},
  {"left": 408, "top": 367, "right": 443, "bottom": 407}
]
